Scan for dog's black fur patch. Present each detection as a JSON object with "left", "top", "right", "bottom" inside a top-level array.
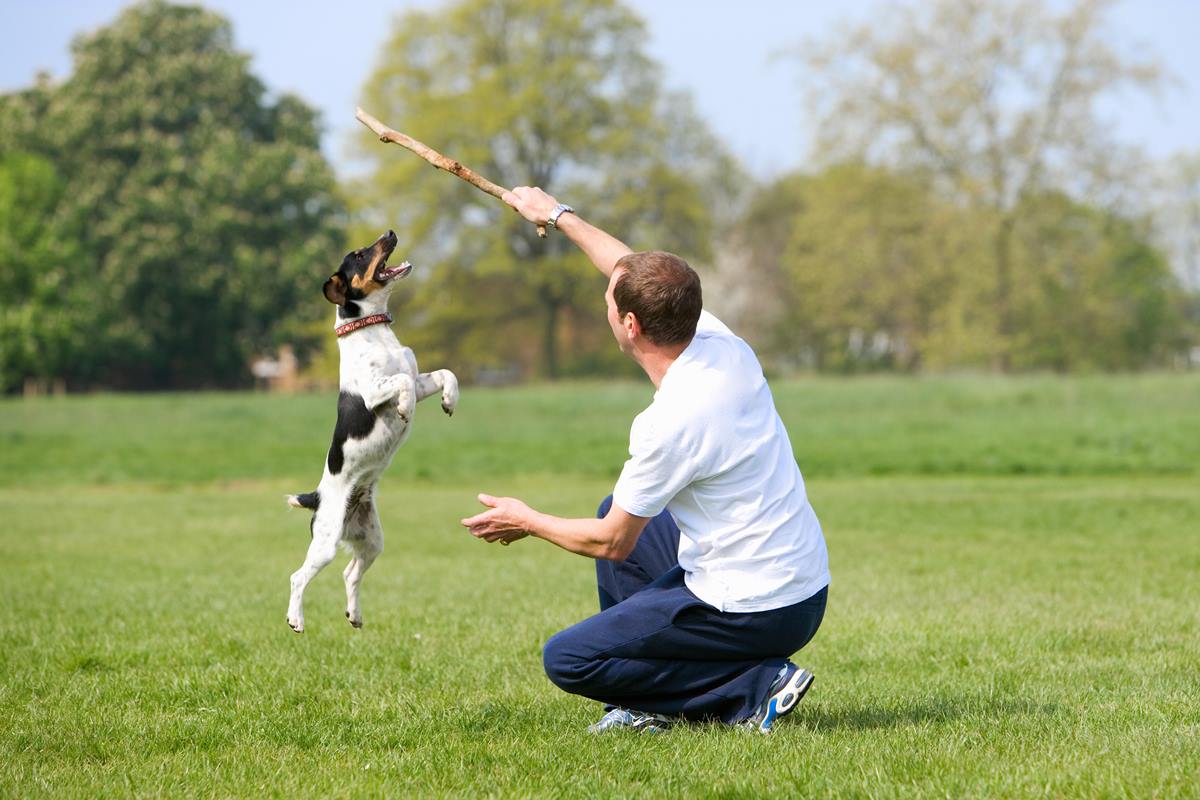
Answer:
[{"left": 326, "top": 391, "right": 376, "bottom": 475}]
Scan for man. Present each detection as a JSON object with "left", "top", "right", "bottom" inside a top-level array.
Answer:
[{"left": 461, "top": 187, "right": 829, "bottom": 733}]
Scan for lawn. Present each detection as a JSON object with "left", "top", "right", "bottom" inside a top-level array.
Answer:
[{"left": 1, "top": 375, "right": 1198, "bottom": 798}]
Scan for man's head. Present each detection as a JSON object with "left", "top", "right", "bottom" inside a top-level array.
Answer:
[{"left": 605, "top": 251, "right": 702, "bottom": 355}]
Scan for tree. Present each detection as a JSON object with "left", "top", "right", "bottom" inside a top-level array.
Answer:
[
  {"left": 1011, "top": 192, "right": 1184, "bottom": 370},
  {"left": 1155, "top": 152, "right": 1200, "bottom": 291},
  {"left": 0, "top": 152, "right": 87, "bottom": 392},
  {"left": 736, "top": 160, "right": 1185, "bottom": 373},
  {"left": 736, "top": 163, "right": 993, "bottom": 371},
  {"left": 0, "top": 1, "right": 345, "bottom": 389},
  {"left": 351, "top": 0, "right": 740, "bottom": 380},
  {"left": 797, "top": 0, "right": 1161, "bottom": 370}
]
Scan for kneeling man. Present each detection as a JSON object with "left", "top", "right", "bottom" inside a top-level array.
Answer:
[{"left": 462, "top": 187, "right": 830, "bottom": 733}]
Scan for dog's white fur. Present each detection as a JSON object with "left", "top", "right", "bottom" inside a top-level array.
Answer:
[{"left": 285, "top": 263, "right": 457, "bottom": 633}]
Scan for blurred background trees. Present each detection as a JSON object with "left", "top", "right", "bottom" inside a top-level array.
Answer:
[
  {"left": 737, "top": 0, "right": 1189, "bottom": 373},
  {"left": 0, "top": 0, "right": 1195, "bottom": 392},
  {"left": 350, "top": 0, "right": 740, "bottom": 380},
  {"left": 0, "top": 0, "right": 344, "bottom": 391}
]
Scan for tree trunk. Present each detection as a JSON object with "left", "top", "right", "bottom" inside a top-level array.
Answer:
[
  {"left": 992, "top": 214, "right": 1017, "bottom": 372},
  {"left": 541, "top": 300, "right": 560, "bottom": 380}
]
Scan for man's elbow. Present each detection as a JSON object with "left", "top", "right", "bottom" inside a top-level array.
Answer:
[{"left": 597, "top": 538, "right": 636, "bottom": 562}]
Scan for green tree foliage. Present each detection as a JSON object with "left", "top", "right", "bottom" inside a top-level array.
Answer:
[
  {"left": 351, "top": 0, "right": 740, "bottom": 379},
  {"left": 1011, "top": 193, "right": 1185, "bottom": 370},
  {"left": 795, "top": 0, "right": 1166, "bottom": 370},
  {"left": 0, "top": 151, "right": 87, "bottom": 391},
  {"left": 738, "top": 163, "right": 993, "bottom": 371},
  {"left": 738, "top": 162, "right": 1184, "bottom": 372},
  {"left": 0, "top": 1, "right": 344, "bottom": 390}
]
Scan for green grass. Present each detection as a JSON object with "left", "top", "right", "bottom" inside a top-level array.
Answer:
[{"left": 2, "top": 375, "right": 1198, "bottom": 797}]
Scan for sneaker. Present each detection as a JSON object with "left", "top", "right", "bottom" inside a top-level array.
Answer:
[
  {"left": 587, "top": 707, "right": 674, "bottom": 733},
  {"left": 741, "top": 662, "right": 814, "bottom": 734}
]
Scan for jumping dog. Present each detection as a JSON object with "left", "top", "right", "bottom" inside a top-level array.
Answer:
[{"left": 286, "top": 230, "right": 458, "bottom": 632}]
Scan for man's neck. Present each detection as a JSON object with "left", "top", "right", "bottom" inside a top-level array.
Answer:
[{"left": 636, "top": 341, "right": 690, "bottom": 389}]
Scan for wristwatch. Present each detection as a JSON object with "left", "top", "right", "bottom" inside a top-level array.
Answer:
[{"left": 547, "top": 203, "right": 575, "bottom": 228}]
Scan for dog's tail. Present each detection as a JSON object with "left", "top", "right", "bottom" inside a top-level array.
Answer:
[{"left": 286, "top": 491, "right": 320, "bottom": 511}]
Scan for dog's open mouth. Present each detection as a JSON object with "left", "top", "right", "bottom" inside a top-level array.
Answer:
[{"left": 375, "top": 261, "right": 413, "bottom": 283}]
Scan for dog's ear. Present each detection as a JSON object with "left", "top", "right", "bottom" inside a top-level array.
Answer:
[{"left": 323, "top": 274, "right": 347, "bottom": 305}]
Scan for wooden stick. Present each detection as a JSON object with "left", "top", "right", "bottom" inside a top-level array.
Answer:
[{"left": 356, "top": 106, "right": 548, "bottom": 238}]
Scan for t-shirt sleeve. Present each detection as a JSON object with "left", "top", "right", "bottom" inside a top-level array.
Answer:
[{"left": 612, "top": 410, "right": 698, "bottom": 518}]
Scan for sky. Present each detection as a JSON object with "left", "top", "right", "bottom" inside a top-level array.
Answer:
[{"left": 1, "top": 0, "right": 1197, "bottom": 180}]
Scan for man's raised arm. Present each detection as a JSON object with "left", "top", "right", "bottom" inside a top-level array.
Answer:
[{"left": 502, "top": 186, "right": 632, "bottom": 279}]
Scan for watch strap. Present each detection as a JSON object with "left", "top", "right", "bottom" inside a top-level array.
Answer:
[{"left": 547, "top": 203, "right": 575, "bottom": 228}]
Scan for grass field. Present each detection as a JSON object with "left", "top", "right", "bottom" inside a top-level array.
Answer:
[{"left": 2, "top": 375, "right": 1198, "bottom": 797}]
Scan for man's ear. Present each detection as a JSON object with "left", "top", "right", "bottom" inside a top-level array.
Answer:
[
  {"left": 623, "top": 312, "right": 641, "bottom": 339},
  {"left": 323, "top": 274, "right": 347, "bottom": 305}
]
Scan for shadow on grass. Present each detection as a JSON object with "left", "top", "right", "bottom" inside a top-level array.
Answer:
[{"left": 801, "top": 696, "right": 1059, "bottom": 732}]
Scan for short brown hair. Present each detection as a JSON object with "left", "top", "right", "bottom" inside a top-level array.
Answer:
[{"left": 612, "top": 251, "right": 702, "bottom": 346}]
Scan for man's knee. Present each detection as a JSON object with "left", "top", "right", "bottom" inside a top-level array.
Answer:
[
  {"left": 542, "top": 629, "right": 592, "bottom": 693},
  {"left": 596, "top": 494, "right": 613, "bottom": 519}
]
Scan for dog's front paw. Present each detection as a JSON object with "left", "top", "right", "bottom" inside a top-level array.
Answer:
[
  {"left": 440, "top": 370, "right": 460, "bottom": 417},
  {"left": 287, "top": 614, "right": 305, "bottom": 633},
  {"left": 346, "top": 609, "right": 363, "bottom": 629}
]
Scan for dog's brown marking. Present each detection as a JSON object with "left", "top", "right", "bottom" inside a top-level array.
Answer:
[
  {"left": 350, "top": 248, "right": 387, "bottom": 294},
  {"left": 324, "top": 274, "right": 348, "bottom": 305}
]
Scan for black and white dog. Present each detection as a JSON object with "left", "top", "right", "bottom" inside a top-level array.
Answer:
[{"left": 285, "top": 230, "right": 458, "bottom": 633}]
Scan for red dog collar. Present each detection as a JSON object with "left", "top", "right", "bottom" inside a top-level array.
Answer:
[{"left": 335, "top": 313, "right": 393, "bottom": 337}]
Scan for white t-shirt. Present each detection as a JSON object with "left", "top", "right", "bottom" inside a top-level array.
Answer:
[{"left": 612, "top": 311, "right": 830, "bottom": 612}]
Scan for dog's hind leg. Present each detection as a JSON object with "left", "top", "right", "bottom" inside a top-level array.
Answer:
[
  {"left": 287, "top": 504, "right": 342, "bottom": 633},
  {"left": 344, "top": 503, "right": 383, "bottom": 629}
]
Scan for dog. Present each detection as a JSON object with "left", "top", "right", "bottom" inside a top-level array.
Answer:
[{"left": 285, "top": 230, "right": 458, "bottom": 633}]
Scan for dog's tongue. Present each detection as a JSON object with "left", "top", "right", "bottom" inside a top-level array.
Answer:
[{"left": 379, "top": 261, "right": 413, "bottom": 281}]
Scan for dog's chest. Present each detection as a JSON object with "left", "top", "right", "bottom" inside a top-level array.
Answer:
[
  {"left": 332, "top": 330, "right": 413, "bottom": 470},
  {"left": 341, "top": 330, "right": 408, "bottom": 379},
  {"left": 339, "top": 329, "right": 412, "bottom": 391}
]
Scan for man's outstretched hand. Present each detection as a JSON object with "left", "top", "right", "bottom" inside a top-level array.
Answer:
[
  {"left": 462, "top": 493, "right": 533, "bottom": 546},
  {"left": 502, "top": 186, "right": 559, "bottom": 227}
]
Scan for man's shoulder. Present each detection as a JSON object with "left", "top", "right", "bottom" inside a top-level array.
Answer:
[
  {"left": 633, "top": 394, "right": 686, "bottom": 436},
  {"left": 642, "top": 374, "right": 724, "bottom": 444},
  {"left": 633, "top": 385, "right": 709, "bottom": 451},
  {"left": 695, "top": 309, "right": 734, "bottom": 337}
]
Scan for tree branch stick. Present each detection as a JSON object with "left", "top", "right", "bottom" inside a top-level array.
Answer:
[{"left": 355, "top": 106, "right": 547, "bottom": 238}]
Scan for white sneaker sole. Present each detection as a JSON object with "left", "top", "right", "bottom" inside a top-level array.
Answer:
[{"left": 760, "top": 668, "right": 814, "bottom": 732}]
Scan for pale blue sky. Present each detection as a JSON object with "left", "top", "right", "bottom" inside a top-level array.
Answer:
[{"left": 2, "top": 1, "right": 1197, "bottom": 179}]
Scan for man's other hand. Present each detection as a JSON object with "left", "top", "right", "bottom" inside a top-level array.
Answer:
[
  {"left": 462, "top": 493, "right": 533, "bottom": 546},
  {"left": 502, "top": 186, "right": 559, "bottom": 227}
]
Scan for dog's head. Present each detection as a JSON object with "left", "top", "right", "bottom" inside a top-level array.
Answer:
[{"left": 323, "top": 230, "right": 413, "bottom": 317}]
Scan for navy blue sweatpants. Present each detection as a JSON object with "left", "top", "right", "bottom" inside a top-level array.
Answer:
[{"left": 541, "top": 497, "right": 827, "bottom": 724}]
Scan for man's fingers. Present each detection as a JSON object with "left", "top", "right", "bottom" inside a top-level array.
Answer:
[
  {"left": 504, "top": 187, "right": 531, "bottom": 206},
  {"left": 461, "top": 494, "right": 498, "bottom": 525},
  {"left": 461, "top": 511, "right": 491, "bottom": 528}
]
